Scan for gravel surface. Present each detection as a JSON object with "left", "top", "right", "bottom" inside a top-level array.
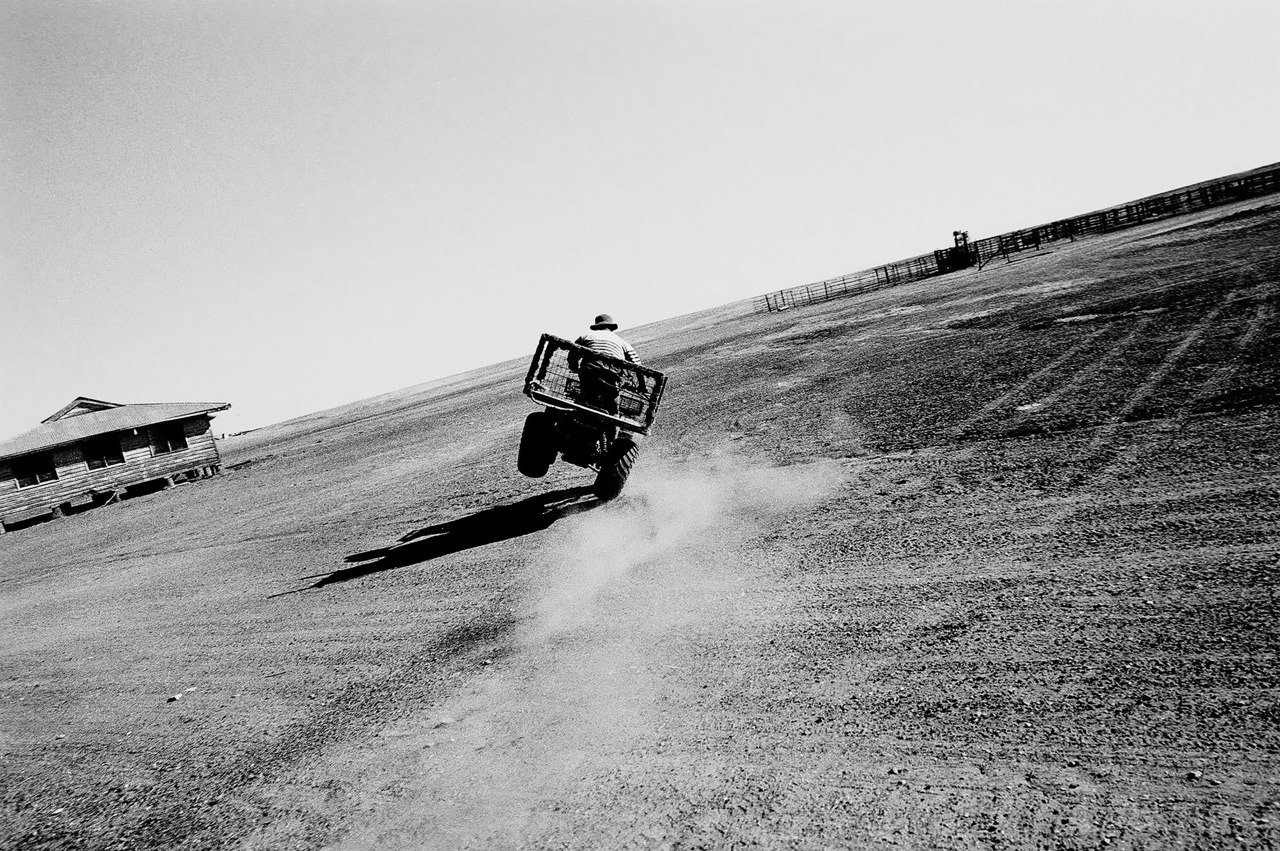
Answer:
[{"left": 2, "top": 200, "right": 1278, "bottom": 849}]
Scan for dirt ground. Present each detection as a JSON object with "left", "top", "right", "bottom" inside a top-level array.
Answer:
[{"left": 2, "top": 200, "right": 1278, "bottom": 850}]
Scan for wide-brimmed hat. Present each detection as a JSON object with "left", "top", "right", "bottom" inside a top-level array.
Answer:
[{"left": 590, "top": 313, "right": 618, "bottom": 330}]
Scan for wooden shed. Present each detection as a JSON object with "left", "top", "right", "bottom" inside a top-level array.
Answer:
[{"left": 0, "top": 397, "right": 230, "bottom": 532}]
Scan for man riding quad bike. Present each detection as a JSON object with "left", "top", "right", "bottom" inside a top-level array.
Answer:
[{"left": 519, "top": 330, "right": 667, "bottom": 500}]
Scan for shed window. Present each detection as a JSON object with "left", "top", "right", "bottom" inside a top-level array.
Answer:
[
  {"left": 14, "top": 453, "right": 59, "bottom": 488},
  {"left": 84, "top": 435, "right": 125, "bottom": 470},
  {"left": 150, "top": 423, "right": 188, "bottom": 455}
]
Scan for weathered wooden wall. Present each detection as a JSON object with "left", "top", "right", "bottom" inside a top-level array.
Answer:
[{"left": 0, "top": 416, "right": 221, "bottom": 524}]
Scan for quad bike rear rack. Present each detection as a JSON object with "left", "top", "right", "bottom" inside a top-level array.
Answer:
[{"left": 523, "top": 333, "right": 667, "bottom": 435}]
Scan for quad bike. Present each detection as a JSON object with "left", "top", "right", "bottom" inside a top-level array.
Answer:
[{"left": 519, "top": 334, "right": 667, "bottom": 500}]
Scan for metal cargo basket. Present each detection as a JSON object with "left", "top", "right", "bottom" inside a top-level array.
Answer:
[{"left": 523, "top": 334, "right": 667, "bottom": 434}]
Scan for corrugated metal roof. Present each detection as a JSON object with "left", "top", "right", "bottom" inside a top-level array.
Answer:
[{"left": 0, "top": 402, "right": 230, "bottom": 460}]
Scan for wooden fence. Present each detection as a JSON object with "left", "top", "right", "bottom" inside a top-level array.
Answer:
[{"left": 754, "top": 162, "right": 1280, "bottom": 314}]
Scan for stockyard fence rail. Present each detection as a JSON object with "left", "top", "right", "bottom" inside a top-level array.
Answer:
[{"left": 753, "top": 162, "right": 1280, "bottom": 314}]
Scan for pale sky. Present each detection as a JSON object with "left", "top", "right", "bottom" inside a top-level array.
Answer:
[{"left": 2, "top": 0, "right": 1277, "bottom": 438}]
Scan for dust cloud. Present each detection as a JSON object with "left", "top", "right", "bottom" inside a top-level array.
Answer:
[
  {"left": 527, "top": 452, "right": 844, "bottom": 643},
  {"left": 328, "top": 453, "right": 843, "bottom": 850}
]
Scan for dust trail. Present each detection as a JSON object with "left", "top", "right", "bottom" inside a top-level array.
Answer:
[
  {"left": 323, "top": 453, "right": 843, "bottom": 851},
  {"left": 525, "top": 452, "right": 843, "bottom": 643}
]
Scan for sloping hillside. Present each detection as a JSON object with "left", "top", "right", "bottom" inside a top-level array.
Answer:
[{"left": 2, "top": 199, "right": 1278, "bottom": 850}]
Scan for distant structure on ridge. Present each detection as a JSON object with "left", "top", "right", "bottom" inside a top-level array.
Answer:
[{"left": 756, "top": 161, "right": 1280, "bottom": 313}]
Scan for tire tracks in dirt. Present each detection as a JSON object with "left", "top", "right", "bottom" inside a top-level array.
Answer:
[
  {"left": 1063, "top": 297, "right": 1241, "bottom": 486},
  {"left": 1008, "top": 319, "right": 1154, "bottom": 435},
  {"left": 947, "top": 327, "right": 1110, "bottom": 442},
  {"left": 1056, "top": 265, "right": 1274, "bottom": 501},
  {"left": 1183, "top": 271, "right": 1276, "bottom": 412}
]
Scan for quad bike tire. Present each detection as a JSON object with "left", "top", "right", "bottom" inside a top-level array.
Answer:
[
  {"left": 593, "top": 436, "right": 639, "bottom": 501},
  {"left": 517, "top": 411, "right": 558, "bottom": 478}
]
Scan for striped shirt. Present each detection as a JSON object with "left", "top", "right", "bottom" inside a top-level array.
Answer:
[{"left": 574, "top": 329, "right": 641, "bottom": 364}]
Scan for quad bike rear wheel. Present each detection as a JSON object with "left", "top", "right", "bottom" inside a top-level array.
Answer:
[
  {"left": 517, "top": 411, "right": 558, "bottom": 477},
  {"left": 593, "top": 436, "right": 639, "bottom": 501}
]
